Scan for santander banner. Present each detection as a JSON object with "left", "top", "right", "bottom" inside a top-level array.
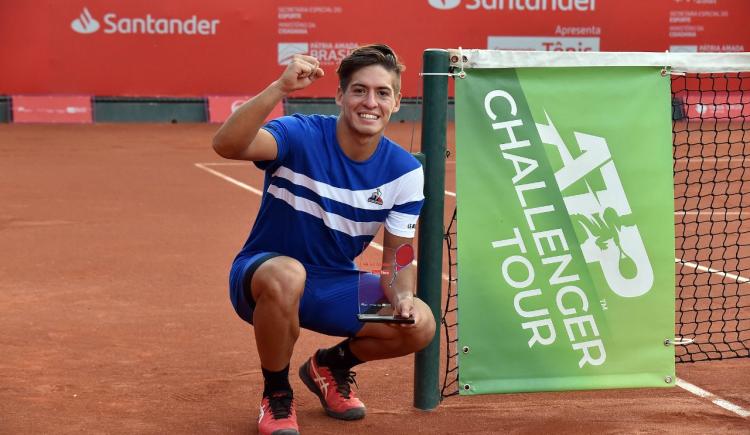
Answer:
[{"left": 1, "top": 0, "right": 748, "bottom": 98}]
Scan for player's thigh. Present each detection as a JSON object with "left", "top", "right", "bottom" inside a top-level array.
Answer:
[{"left": 298, "top": 269, "right": 364, "bottom": 337}]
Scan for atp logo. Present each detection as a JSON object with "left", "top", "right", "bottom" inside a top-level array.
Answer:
[
  {"left": 71, "top": 7, "right": 100, "bottom": 34},
  {"left": 537, "top": 112, "right": 654, "bottom": 298},
  {"left": 428, "top": 0, "right": 462, "bottom": 10}
]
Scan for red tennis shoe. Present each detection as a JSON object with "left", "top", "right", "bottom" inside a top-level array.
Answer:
[
  {"left": 258, "top": 391, "right": 299, "bottom": 435},
  {"left": 299, "top": 351, "right": 366, "bottom": 420}
]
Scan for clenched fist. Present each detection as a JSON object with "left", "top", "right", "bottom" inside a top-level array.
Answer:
[{"left": 275, "top": 54, "right": 325, "bottom": 94}]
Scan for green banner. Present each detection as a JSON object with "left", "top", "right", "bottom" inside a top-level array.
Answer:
[{"left": 455, "top": 67, "right": 675, "bottom": 394}]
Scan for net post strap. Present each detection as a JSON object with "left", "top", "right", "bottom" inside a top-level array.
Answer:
[
  {"left": 421, "top": 47, "right": 466, "bottom": 78},
  {"left": 666, "top": 338, "right": 696, "bottom": 346}
]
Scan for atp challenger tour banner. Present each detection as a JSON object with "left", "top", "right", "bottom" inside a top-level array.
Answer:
[{"left": 455, "top": 67, "right": 675, "bottom": 394}]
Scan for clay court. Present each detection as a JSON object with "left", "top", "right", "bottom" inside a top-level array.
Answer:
[{"left": 0, "top": 121, "right": 748, "bottom": 434}]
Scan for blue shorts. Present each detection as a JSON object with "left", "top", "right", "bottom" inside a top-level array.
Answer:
[{"left": 229, "top": 252, "right": 380, "bottom": 337}]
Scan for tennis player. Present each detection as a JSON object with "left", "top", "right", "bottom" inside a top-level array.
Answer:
[{"left": 212, "top": 44, "right": 435, "bottom": 435}]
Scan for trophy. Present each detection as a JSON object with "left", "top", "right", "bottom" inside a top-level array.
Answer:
[{"left": 357, "top": 243, "right": 415, "bottom": 324}]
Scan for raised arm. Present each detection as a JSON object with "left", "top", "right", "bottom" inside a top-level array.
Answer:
[{"left": 211, "top": 55, "right": 325, "bottom": 161}]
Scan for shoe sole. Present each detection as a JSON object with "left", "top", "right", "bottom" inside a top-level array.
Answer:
[{"left": 298, "top": 360, "right": 366, "bottom": 421}]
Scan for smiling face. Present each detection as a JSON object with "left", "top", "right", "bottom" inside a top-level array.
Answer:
[{"left": 335, "top": 64, "right": 402, "bottom": 139}]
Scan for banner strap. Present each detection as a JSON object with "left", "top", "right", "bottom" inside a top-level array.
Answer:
[
  {"left": 665, "top": 337, "right": 695, "bottom": 346},
  {"left": 661, "top": 67, "right": 687, "bottom": 77},
  {"left": 421, "top": 72, "right": 466, "bottom": 78}
]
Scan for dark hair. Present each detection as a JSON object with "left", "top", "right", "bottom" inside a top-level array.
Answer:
[{"left": 337, "top": 44, "right": 405, "bottom": 93}]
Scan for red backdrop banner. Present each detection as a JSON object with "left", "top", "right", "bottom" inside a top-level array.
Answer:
[
  {"left": 678, "top": 91, "right": 750, "bottom": 120},
  {"left": 12, "top": 96, "right": 93, "bottom": 123},
  {"left": 1, "top": 0, "right": 748, "bottom": 98},
  {"left": 208, "top": 96, "right": 284, "bottom": 123}
]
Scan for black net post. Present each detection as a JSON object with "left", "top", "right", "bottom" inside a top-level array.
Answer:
[{"left": 414, "top": 49, "right": 449, "bottom": 411}]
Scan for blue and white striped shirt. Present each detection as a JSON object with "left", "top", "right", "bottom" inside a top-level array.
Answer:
[{"left": 238, "top": 114, "right": 424, "bottom": 271}]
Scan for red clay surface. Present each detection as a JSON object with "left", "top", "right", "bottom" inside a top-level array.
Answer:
[{"left": 0, "top": 123, "right": 748, "bottom": 434}]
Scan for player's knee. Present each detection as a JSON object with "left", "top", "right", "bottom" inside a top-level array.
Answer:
[
  {"left": 413, "top": 311, "right": 436, "bottom": 351},
  {"left": 252, "top": 257, "right": 306, "bottom": 308},
  {"left": 397, "top": 306, "right": 436, "bottom": 352}
]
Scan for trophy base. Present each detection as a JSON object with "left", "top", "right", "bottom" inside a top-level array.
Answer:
[{"left": 357, "top": 313, "right": 415, "bottom": 324}]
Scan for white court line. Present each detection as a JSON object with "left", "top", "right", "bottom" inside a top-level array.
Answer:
[
  {"left": 445, "top": 200, "right": 743, "bottom": 217},
  {"left": 194, "top": 163, "right": 263, "bottom": 195},
  {"left": 446, "top": 191, "right": 747, "bottom": 275},
  {"left": 200, "top": 162, "right": 748, "bottom": 417},
  {"left": 199, "top": 162, "right": 249, "bottom": 166},
  {"left": 675, "top": 211, "right": 745, "bottom": 216},
  {"left": 676, "top": 254, "right": 749, "bottom": 422},
  {"left": 676, "top": 378, "right": 750, "bottom": 418},
  {"left": 675, "top": 258, "right": 750, "bottom": 283},
  {"left": 450, "top": 157, "right": 749, "bottom": 164},
  {"left": 196, "top": 163, "right": 451, "bottom": 281},
  {"left": 199, "top": 162, "right": 459, "bottom": 199},
  {"left": 674, "top": 157, "right": 750, "bottom": 163}
]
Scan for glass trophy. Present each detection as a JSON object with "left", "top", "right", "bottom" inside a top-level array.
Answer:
[{"left": 356, "top": 243, "right": 415, "bottom": 324}]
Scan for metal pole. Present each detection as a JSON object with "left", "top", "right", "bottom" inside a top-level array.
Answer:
[{"left": 414, "top": 48, "right": 449, "bottom": 411}]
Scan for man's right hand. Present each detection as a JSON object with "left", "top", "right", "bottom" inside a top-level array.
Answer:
[
  {"left": 275, "top": 55, "right": 325, "bottom": 95},
  {"left": 211, "top": 55, "right": 323, "bottom": 161}
]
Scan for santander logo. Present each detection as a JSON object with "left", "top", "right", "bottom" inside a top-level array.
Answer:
[
  {"left": 429, "top": 0, "right": 596, "bottom": 11},
  {"left": 71, "top": 7, "right": 100, "bottom": 34},
  {"left": 428, "top": 0, "right": 462, "bottom": 9},
  {"left": 70, "top": 7, "right": 220, "bottom": 36}
]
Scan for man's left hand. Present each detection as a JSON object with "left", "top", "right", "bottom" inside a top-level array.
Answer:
[{"left": 393, "top": 293, "right": 416, "bottom": 323}]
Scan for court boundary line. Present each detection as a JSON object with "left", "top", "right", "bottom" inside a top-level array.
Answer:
[
  {"left": 210, "top": 160, "right": 750, "bottom": 215},
  {"left": 674, "top": 157, "right": 750, "bottom": 163},
  {"left": 445, "top": 191, "right": 744, "bottom": 216},
  {"left": 198, "top": 162, "right": 748, "bottom": 417},
  {"left": 676, "top": 211, "right": 747, "bottom": 216},
  {"left": 676, "top": 378, "right": 750, "bottom": 418},
  {"left": 675, "top": 258, "right": 750, "bottom": 283},
  {"left": 195, "top": 162, "right": 449, "bottom": 280},
  {"left": 195, "top": 162, "right": 263, "bottom": 195}
]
